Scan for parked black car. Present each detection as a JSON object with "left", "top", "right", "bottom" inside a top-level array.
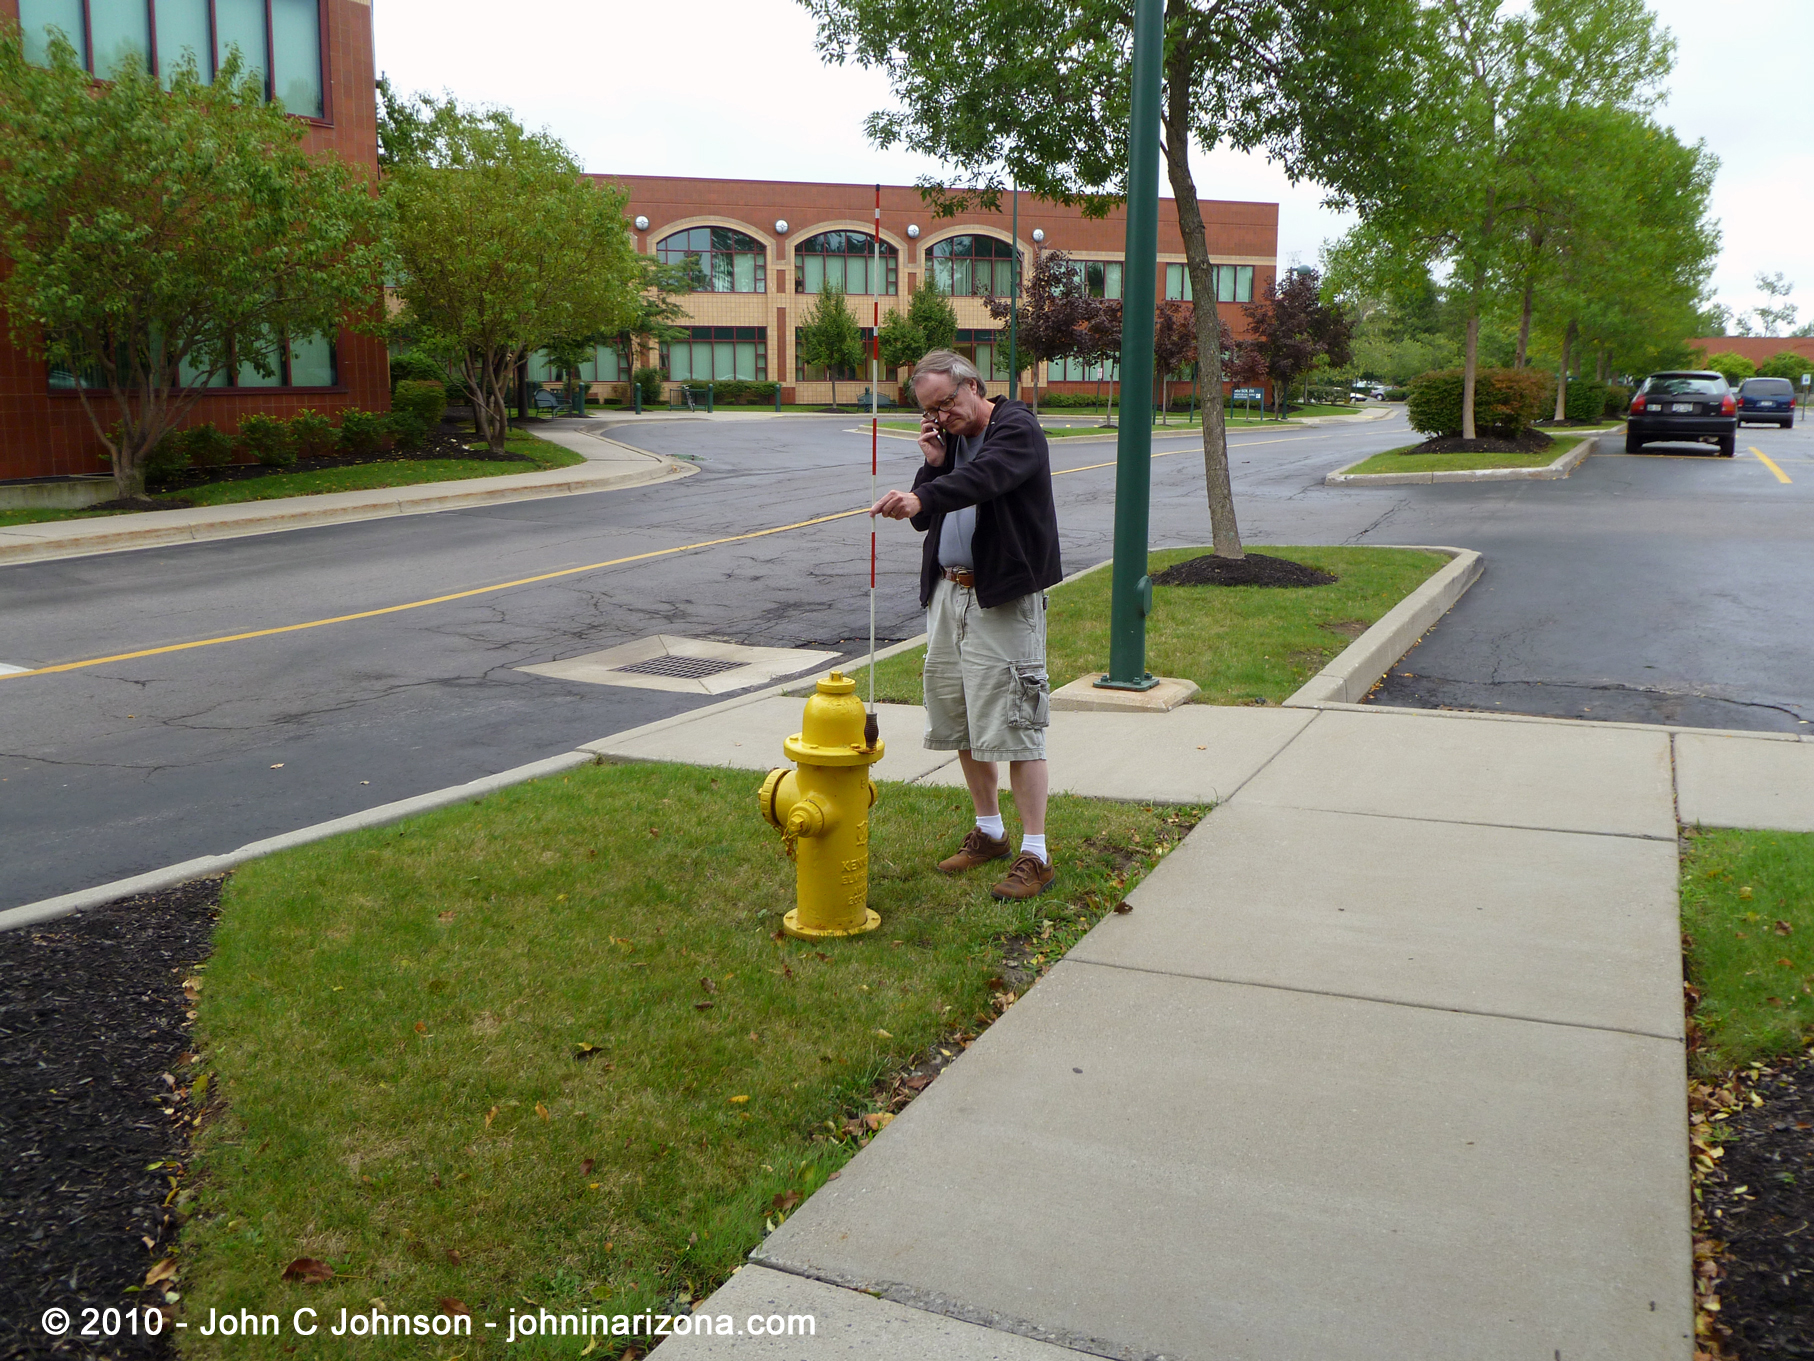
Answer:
[
  {"left": 1626, "top": 371, "right": 1737, "bottom": 456},
  {"left": 1736, "top": 376, "right": 1797, "bottom": 429}
]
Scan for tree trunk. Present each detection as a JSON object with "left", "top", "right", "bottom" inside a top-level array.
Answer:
[
  {"left": 1515, "top": 279, "right": 1533, "bottom": 368},
  {"left": 1461, "top": 278, "right": 1482, "bottom": 441},
  {"left": 1163, "top": 28, "right": 1241, "bottom": 559},
  {"left": 1553, "top": 319, "right": 1576, "bottom": 422}
]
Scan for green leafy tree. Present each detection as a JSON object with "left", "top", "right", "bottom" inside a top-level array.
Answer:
[
  {"left": 799, "top": 282, "right": 865, "bottom": 409},
  {"left": 907, "top": 278, "right": 958, "bottom": 353},
  {"left": 1703, "top": 351, "right": 1756, "bottom": 386},
  {"left": 982, "top": 244, "right": 1095, "bottom": 413},
  {"left": 1337, "top": 0, "right": 1672, "bottom": 440},
  {"left": 0, "top": 34, "right": 385, "bottom": 499},
  {"left": 606, "top": 255, "right": 702, "bottom": 399},
  {"left": 803, "top": 0, "right": 1417, "bottom": 559},
  {"left": 878, "top": 307, "right": 925, "bottom": 381},
  {"left": 384, "top": 97, "right": 639, "bottom": 449},
  {"left": 1757, "top": 351, "right": 1813, "bottom": 382},
  {"left": 1749, "top": 272, "right": 1800, "bottom": 338}
]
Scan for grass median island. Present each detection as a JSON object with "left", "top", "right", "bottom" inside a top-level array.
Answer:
[
  {"left": 1682, "top": 827, "right": 1814, "bottom": 1071},
  {"left": 176, "top": 761, "right": 1194, "bottom": 1358},
  {"left": 848, "top": 544, "right": 1448, "bottom": 708},
  {"left": 1337, "top": 428, "right": 1614, "bottom": 476}
]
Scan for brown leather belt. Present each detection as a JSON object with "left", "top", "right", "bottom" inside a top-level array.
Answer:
[{"left": 941, "top": 566, "right": 976, "bottom": 589}]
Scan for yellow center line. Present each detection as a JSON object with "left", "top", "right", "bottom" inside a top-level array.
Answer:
[
  {"left": 3, "top": 436, "right": 1325, "bottom": 681},
  {"left": 1753, "top": 447, "right": 1793, "bottom": 484}
]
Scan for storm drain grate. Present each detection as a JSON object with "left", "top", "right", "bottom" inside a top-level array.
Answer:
[{"left": 613, "top": 655, "right": 746, "bottom": 680}]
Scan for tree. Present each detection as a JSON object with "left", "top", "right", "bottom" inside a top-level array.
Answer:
[
  {"left": 799, "top": 282, "right": 865, "bottom": 409},
  {"left": 1237, "top": 269, "right": 1350, "bottom": 419},
  {"left": 0, "top": 35, "right": 385, "bottom": 499},
  {"left": 1703, "top": 351, "right": 1756, "bottom": 387},
  {"left": 1758, "top": 351, "right": 1813, "bottom": 382},
  {"left": 1336, "top": 0, "right": 1672, "bottom": 440},
  {"left": 1152, "top": 301, "right": 1208, "bottom": 422},
  {"left": 982, "top": 245, "right": 1094, "bottom": 414},
  {"left": 1081, "top": 299, "right": 1123, "bottom": 424},
  {"left": 1750, "top": 273, "right": 1800, "bottom": 338},
  {"left": 385, "top": 98, "right": 639, "bottom": 450},
  {"left": 907, "top": 278, "right": 959, "bottom": 353},
  {"left": 803, "top": 0, "right": 1419, "bottom": 560},
  {"left": 605, "top": 254, "right": 701, "bottom": 398}
]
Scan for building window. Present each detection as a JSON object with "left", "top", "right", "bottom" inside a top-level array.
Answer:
[
  {"left": 929, "top": 235, "right": 1018, "bottom": 297},
  {"left": 527, "top": 346, "right": 628, "bottom": 384},
  {"left": 664, "top": 326, "right": 767, "bottom": 382},
  {"left": 795, "top": 327, "right": 876, "bottom": 383},
  {"left": 1163, "top": 263, "right": 1255, "bottom": 303},
  {"left": 50, "top": 331, "right": 338, "bottom": 389},
  {"left": 794, "top": 231, "right": 898, "bottom": 296},
  {"left": 1047, "top": 356, "right": 1119, "bottom": 383},
  {"left": 1071, "top": 260, "right": 1123, "bottom": 300},
  {"left": 18, "top": 0, "right": 325, "bottom": 118},
  {"left": 655, "top": 227, "right": 766, "bottom": 294},
  {"left": 953, "top": 327, "right": 1015, "bottom": 381}
]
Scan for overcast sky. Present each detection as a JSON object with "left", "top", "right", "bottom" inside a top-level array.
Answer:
[{"left": 373, "top": 0, "right": 1812, "bottom": 336}]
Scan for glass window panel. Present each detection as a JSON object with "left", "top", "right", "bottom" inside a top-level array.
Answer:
[
  {"left": 215, "top": 0, "right": 268, "bottom": 91},
  {"left": 953, "top": 259, "right": 972, "bottom": 295},
  {"left": 668, "top": 345, "right": 691, "bottom": 381},
  {"left": 712, "top": 342, "right": 731, "bottom": 379},
  {"left": 20, "top": 0, "right": 86, "bottom": 67},
  {"left": 1236, "top": 266, "right": 1254, "bottom": 302},
  {"left": 733, "top": 252, "right": 755, "bottom": 293},
  {"left": 526, "top": 350, "right": 553, "bottom": 382},
  {"left": 802, "top": 255, "right": 824, "bottom": 295},
  {"left": 270, "top": 0, "right": 323, "bottom": 116},
  {"left": 237, "top": 345, "right": 283, "bottom": 387},
  {"left": 734, "top": 342, "right": 755, "bottom": 380},
  {"left": 1085, "top": 262, "right": 1104, "bottom": 297},
  {"left": 1106, "top": 262, "right": 1123, "bottom": 300},
  {"left": 825, "top": 255, "right": 847, "bottom": 292},
  {"left": 932, "top": 261, "right": 950, "bottom": 294},
  {"left": 1215, "top": 265, "right": 1233, "bottom": 303},
  {"left": 89, "top": 0, "right": 151, "bottom": 76},
  {"left": 155, "top": 0, "right": 210, "bottom": 82},
  {"left": 996, "top": 260, "right": 1015, "bottom": 296},
  {"left": 287, "top": 332, "right": 335, "bottom": 387}
]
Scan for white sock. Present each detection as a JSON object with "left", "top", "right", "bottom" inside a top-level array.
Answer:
[
  {"left": 976, "top": 814, "right": 1006, "bottom": 839},
  {"left": 1020, "top": 833, "right": 1048, "bottom": 864}
]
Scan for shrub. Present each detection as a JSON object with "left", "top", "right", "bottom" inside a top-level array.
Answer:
[
  {"left": 237, "top": 412, "right": 297, "bottom": 468},
  {"left": 337, "top": 408, "right": 384, "bottom": 456},
  {"left": 1037, "top": 391, "right": 1103, "bottom": 408},
  {"left": 392, "top": 378, "right": 449, "bottom": 428},
  {"left": 290, "top": 409, "right": 337, "bottom": 460},
  {"left": 388, "top": 351, "right": 444, "bottom": 389},
  {"left": 1703, "top": 351, "right": 1757, "bottom": 386},
  {"left": 1563, "top": 379, "right": 1609, "bottom": 423},
  {"left": 1603, "top": 384, "right": 1634, "bottom": 418},
  {"left": 1406, "top": 367, "right": 1549, "bottom": 437},
  {"left": 146, "top": 429, "right": 191, "bottom": 477},
  {"left": 1757, "top": 351, "right": 1812, "bottom": 382},
  {"left": 708, "top": 379, "right": 780, "bottom": 405},
  {"left": 1383, "top": 387, "right": 1409, "bottom": 402},
  {"left": 383, "top": 409, "right": 428, "bottom": 451},
  {"left": 185, "top": 422, "right": 234, "bottom": 468},
  {"left": 633, "top": 366, "right": 664, "bottom": 406}
]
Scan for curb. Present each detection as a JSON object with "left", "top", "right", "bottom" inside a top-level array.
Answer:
[
  {"left": 1283, "top": 546, "right": 1483, "bottom": 706},
  {"left": 0, "top": 750, "right": 597, "bottom": 934},
  {"left": 0, "top": 457, "right": 694, "bottom": 568},
  {"left": 1324, "top": 433, "right": 1604, "bottom": 486}
]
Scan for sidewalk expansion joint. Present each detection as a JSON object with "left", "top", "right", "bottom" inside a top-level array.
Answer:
[
  {"left": 748, "top": 1259, "right": 1159, "bottom": 1361},
  {"left": 1063, "top": 958, "right": 1685, "bottom": 1044},
  {"left": 1220, "top": 801, "right": 1677, "bottom": 843}
]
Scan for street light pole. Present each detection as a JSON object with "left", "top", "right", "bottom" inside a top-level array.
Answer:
[{"left": 1095, "top": 0, "right": 1162, "bottom": 692}]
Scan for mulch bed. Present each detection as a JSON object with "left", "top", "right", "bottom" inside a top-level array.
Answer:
[
  {"left": 1150, "top": 552, "right": 1338, "bottom": 588},
  {"left": 79, "top": 429, "right": 535, "bottom": 513},
  {"left": 1, "top": 881, "right": 220, "bottom": 1361},
  {"left": 1700, "top": 1048, "right": 1814, "bottom": 1358},
  {"left": 1403, "top": 428, "right": 1556, "bottom": 456}
]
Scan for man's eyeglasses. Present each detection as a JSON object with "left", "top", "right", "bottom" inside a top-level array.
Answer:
[{"left": 920, "top": 392, "right": 961, "bottom": 418}]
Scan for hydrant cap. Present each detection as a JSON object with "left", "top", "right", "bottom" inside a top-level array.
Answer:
[{"left": 817, "top": 671, "right": 856, "bottom": 696}]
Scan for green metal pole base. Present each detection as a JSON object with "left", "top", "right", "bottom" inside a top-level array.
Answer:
[{"left": 1092, "top": 673, "right": 1159, "bottom": 692}]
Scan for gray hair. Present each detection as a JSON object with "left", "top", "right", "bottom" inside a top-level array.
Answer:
[{"left": 910, "top": 349, "right": 982, "bottom": 401}]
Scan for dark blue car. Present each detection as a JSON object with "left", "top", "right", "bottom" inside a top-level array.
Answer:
[{"left": 1736, "top": 376, "right": 1797, "bottom": 429}]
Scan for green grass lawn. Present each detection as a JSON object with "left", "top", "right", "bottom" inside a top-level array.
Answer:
[
  {"left": 174, "top": 762, "right": 1194, "bottom": 1357},
  {"left": 1682, "top": 827, "right": 1814, "bottom": 1072},
  {"left": 846, "top": 545, "right": 1448, "bottom": 707},
  {"left": 1338, "top": 429, "right": 1612, "bottom": 476}
]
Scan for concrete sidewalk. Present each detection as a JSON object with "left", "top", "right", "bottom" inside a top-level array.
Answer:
[
  {"left": 608, "top": 694, "right": 1814, "bottom": 1360},
  {"left": 0, "top": 420, "right": 690, "bottom": 567}
]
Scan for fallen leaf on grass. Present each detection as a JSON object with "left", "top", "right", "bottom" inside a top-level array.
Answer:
[
  {"left": 438, "top": 1299, "right": 469, "bottom": 1317},
  {"left": 437, "top": 911, "right": 456, "bottom": 922},
  {"left": 282, "top": 1258, "right": 334, "bottom": 1284},
  {"left": 771, "top": 930, "right": 787, "bottom": 942},
  {"left": 875, "top": 1028, "right": 893, "bottom": 1039},
  {"left": 484, "top": 1106, "right": 498, "bottom": 1128},
  {"left": 769, "top": 1190, "right": 801, "bottom": 1213},
  {"left": 1777, "top": 921, "right": 1795, "bottom": 936},
  {"left": 648, "top": 827, "right": 661, "bottom": 838},
  {"left": 729, "top": 1094, "right": 750, "bottom": 1104},
  {"left": 902, "top": 1074, "right": 933, "bottom": 1092},
  {"left": 694, "top": 1001, "right": 714, "bottom": 1011},
  {"left": 862, "top": 1112, "right": 894, "bottom": 1132},
  {"left": 145, "top": 1260, "right": 178, "bottom": 1286},
  {"left": 700, "top": 977, "right": 718, "bottom": 994},
  {"left": 535, "top": 1103, "right": 550, "bottom": 1120},
  {"left": 414, "top": 1021, "right": 427, "bottom": 1034},
  {"left": 446, "top": 1249, "right": 462, "bottom": 1266},
  {"left": 1112, "top": 901, "right": 1133, "bottom": 914},
  {"left": 575, "top": 1042, "right": 603, "bottom": 1060},
  {"left": 580, "top": 1159, "right": 595, "bottom": 1175}
]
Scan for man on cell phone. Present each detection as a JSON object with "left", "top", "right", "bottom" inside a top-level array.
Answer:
[{"left": 869, "top": 349, "right": 1062, "bottom": 900}]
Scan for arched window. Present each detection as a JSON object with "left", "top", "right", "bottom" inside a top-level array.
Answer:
[
  {"left": 928, "top": 235, "right": 1018, "bottom": 297},
  {"left": 655, "top": 226, "right": 767, "bottom": 293},
  {"left": 794, "top": 231, "right": 898, "bottom": 296}
]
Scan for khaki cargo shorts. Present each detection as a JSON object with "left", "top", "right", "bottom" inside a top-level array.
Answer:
[{"left": 923, "top": 578, "right": 1050, "bottom": 764}]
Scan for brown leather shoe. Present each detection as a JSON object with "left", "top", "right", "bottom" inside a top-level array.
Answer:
[
  {"left": 938, "top": 827, "right": 1011, "bottom": 873},
  {"left": 990, "top": 852, "right": 1056, "bottom": 901}
]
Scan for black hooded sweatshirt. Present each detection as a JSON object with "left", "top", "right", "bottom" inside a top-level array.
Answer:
[{"left": 908, "top": 397, "right": 1062, "bottom": 609}]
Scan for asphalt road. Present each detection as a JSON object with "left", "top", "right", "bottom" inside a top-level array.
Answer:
[{"left": 2, "top": 408, "right": 1810, "bottom": 909}]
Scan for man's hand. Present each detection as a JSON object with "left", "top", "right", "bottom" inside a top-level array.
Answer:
[
  {"left": 918, "top": 416, "right": 947, "bottom": 467},
  {"left": 870, "top": 490, "right": 922, "bottom": 520}
]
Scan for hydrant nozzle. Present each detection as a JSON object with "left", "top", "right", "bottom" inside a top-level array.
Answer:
[{"left": 758, "top": 671, "right": 884, "bottom": 940}]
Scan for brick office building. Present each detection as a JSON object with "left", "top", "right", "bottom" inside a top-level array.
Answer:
[
  {"left": 548, "top": 174, "right": 1279, "bottom": 406},
  {"left": 0, "top": 0, "right": 390, "bottom": 485}
]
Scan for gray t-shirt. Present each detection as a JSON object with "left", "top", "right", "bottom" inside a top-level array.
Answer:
[{"left": 936, "top": 432, "right": 980, "bottom": 570}]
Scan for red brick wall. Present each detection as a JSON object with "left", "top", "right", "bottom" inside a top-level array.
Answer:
[
  {"left": 1690, "top": 337, "right": 1814, "bottom": 369},
  {"left": 0, "top": 0, "right": 388, "bottom": 481}
]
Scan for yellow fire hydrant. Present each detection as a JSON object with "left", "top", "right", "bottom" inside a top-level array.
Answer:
[{"left": 758, "top": 672, "right": 884, "bottom": 940}]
